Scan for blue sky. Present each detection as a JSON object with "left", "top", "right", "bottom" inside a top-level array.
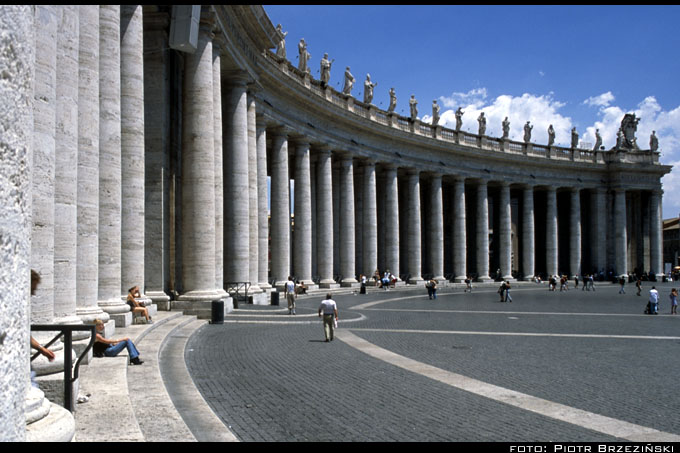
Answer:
[{"left": 264, "top": 5, "right": 680, "bottom": 218}]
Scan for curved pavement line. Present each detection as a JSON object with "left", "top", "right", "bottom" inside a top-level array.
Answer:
[{"left": 337, "top": 329, "right": 680, "bottom": 442}]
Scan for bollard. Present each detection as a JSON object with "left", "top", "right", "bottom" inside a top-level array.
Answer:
[
  {"left": 211, "top": 300, "right": 224, "bottom": 324},
  {"left": 271, "top": 290, "right": 279, "bottom": 306}
]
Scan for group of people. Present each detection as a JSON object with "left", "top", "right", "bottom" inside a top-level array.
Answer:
[
  {"left": 372, "top": 269, "right": 398, "bottom": 289},
  {"left": 643, "top": 285, "right": 678, "bottom": 315},
  {"left": 29, "top": 270, "right": 147, "bottom": 373},
  {"left": 497, "top": 280, "right": 513, "bottom": 302}
]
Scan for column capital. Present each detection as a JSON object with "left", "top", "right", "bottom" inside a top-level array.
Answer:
[{"left": 222, "top": 69, "right": 252, "bottom": 87}]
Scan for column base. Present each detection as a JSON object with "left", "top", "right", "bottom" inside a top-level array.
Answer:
[
  {"left": 318, "top": 280, "right": 340, "bottom": 289},
  {"left": 476, "top": 275, "right": 493, "bottom": 283}
]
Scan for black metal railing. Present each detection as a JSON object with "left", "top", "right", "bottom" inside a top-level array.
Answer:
[
  {"left": 224, "top": 281, "right": 250, "bottom": 308},
  {"left": 30, "top": 324, "right": 96, "bottom": 412}
]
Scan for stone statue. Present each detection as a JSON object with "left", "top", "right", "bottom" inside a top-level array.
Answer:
[
  {"left": 523, "top": 121, "right": 533, "bottom": 143},
  {"left": 571, "top": 127, "right": 579, "bottom": 149},
  {"left": 432, "top": 100, "right": 440, "bottom": 126},
  {"left": 320, "top": 53, "right": 334, "bottom": 87},
  {"left": 619, "top": 113, "right": 640, "bottom": 150},
  {"left": 455, "top": 107, "right": 464, "bottom": 131},
  {"left": 363, "top": 74, "right": 377, "bottom": 104},
  {"left": 388, "top": 88, "right": 397, "bottom": 113},
  {"left": 593, "top": 129, "right": 602, "bottom": 151},
  {"left": 502, "top": 117, "right": 510, "bottom": 139},
  {"left": 548, "top": 124, "right": 555, "bottom": 146},
  {"left": 616, "top": 128, "right": 624, "bottom": 149},
  {"left": 477, "top": 112, "right": 486, "bottom": 135},
  {"left": 409, "top": 95, "right": 418, "bottom": 120},
  {"left": 298, "top": 38, "right": 311, "bottom": 73},
  {"left": 650, "top": 130, "right": 659, "bottom": 152},
  {"left": 342, "top": 66, "right": 355, "bottom": 95},
  {"left": 275, "top": 24, "right": 287, "bottom": 59}
]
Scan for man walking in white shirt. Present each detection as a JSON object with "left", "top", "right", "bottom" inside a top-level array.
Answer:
[
  {"left": 318, "top": 293, "right": 339, "bottom": 342},
  {"left": 285, "top": 276, "right": 297, "bottom": 315},
  {"left": 649, "top": 286, "right": 659, "bottom": 315}
]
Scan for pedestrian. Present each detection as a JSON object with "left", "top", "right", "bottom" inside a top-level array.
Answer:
[
  {"left": 318, "top": 293, "right": 338, "bottom": 342},
  {"left": 504, "top": 281, "right": 513, "bottom": 302},
  {"left": 284, "top": 276, "right": 297, "bottom": 315},
  {"left": 648, "top": 286, "right": 659, "bottom": 314},
  {"left": 464, "top": 276, "right": 472, "bottom": 293},
  {"left": 618, "top": 276, "right": 626, "bottom": 294},
  {"left": 670, "top": 288, "right": 678, "bottom": 315},
  {"left": 636, "top": 278, "right": 642, "bottom": 296},
  {"left": 498, "top": 281, "right": 506, "bottom": 301},
  {"left": 426, "top": 278, "right": 438, "bottom": 299}
]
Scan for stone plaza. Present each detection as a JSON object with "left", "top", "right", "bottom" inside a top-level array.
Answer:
[{"left": 0, "top": 5, "right": 672, "bottom": 441}]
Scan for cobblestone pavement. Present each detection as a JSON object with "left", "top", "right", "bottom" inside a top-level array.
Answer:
[{"left": 184, "top": 281, "right": 680, "bottom": 442}]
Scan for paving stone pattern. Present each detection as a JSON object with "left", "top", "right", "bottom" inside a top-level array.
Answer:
[{"left": 185, "top": 282, "right": 680, "bottom": 442}]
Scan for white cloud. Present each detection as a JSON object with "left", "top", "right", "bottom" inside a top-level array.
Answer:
[
  {"left": 583, "top": 91, "right": 615, "bottom": 108},
  {"left": 427, "top": 88, "right": 679, "bottom": 218}
]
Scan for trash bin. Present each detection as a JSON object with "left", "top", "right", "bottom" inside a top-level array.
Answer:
[
  {"left": 271, "top": 290, "right": 279, "bottom": 306},
  {"left": 211, "top": 300, "right": 224, "bottom": 324}
]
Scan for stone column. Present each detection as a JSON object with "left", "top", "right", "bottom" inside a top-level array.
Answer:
[
  {"left": 362, "top": 160, "right": 378, "bottom": 279},
  {"left": 143, "top": 11, "right": 172, "bottom": 307},
  {"left": 222, "top": 72, "right": 250, "bottom": 286},
  {"left": 429, "top": 173, "right": 445, "bottom": 281},
  {"left": 247, "top": 92, "right": 261, "bottom": 293},
  {"left": 54, "top": 5, "right": 80, "bottom": 324},
  {"left": 476, "top": 180, "right": 491, "bottom": 282},
  {"left": 452, "top": 176, "right": 467, "bottom": 282},
  {"left": 614, "top": 188, "right": 628, "bottom": 277},
  {"left": 591, "top": 188, "right": 607, "bottom": 275},
  {"left": 339, "top": 154, "right": 357, "bottom": 285},
  {"left": 178, "top": 13, "right": 220, "bottom": 304},
  {"left": 270, "top": 127, "right": 290, "bottom": 287},
  {"left": 98, "top": 5, "right": 125, "bottom": 316},
  {"left": 212, "top": 35, "right": 225, "bottom": 298},
  {"left": 499, "top": 182, "right": 513, "bottom": 281},
  {"left": 650, "top": 189, "right": 663, "bottom": 278},
  {"left": 1, "top": 6, "right": 34, "bottom": 441},
  {"left": 256, "top": 116, "right": 271, "bottom": 289},
  {"left": 120, "top": 5, "right": 146, "bottom": 296},
  {"left": 76, "top": 5, "right": 106, "bottom": 322},
  {"left": 31, "top": 5, "right": 58, "bottom": 324},
  {"left": 383, "top": 164, "right": 400, "bottom": 280},
  {"left": 293, "top": 139, "right": 313, "bottom": 285},
  {"left": 546, "top": 187, "right": 558, "bottom": 277},
  {"left": 407, "top": 169, "right": 422, "bottom": 283},
  {"left": 522, "top": 185, "right": 535, "bottom": 281},
  {"left": 316, "top": 148, "right": 335, "bottom": 287},
  {"left": 570, "top": 188, "right": 582, "bottom": 279}
]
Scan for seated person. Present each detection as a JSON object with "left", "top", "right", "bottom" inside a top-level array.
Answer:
[
  {"left": 92, "top": 319, "right": 144, "bottom": 365},
  {"left": 127, "top": 285, "right": 152, "bottom": 323}
]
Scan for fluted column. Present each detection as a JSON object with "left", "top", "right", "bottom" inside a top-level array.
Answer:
[
  {"left": 339, "top": 154, "right": 357, "bottom": 285},
  {"left": 293, "top": 139, "right": 313, "bottom": 284},
  {"left": 247, "top": 93, "right": 261, "bottom": 293},
  {"left": 522, "top": 185, "right": 535, "bottom": 281},
  {"left": 362, "top": 160, "right": 378, "bottom": 278},
  {"left": 476, "top": 180, "right": 491, "bottom": 282},
  {"left": 97, "top": 5, "right": 124, "bottom": 315},
  {"left": 120, "top": 5, "right": 146, "bottom": 296},
  {"left": 256, "top": 116, "right": 271, "bottom": 289},
  {"left": 54, "top": 5, "right": 80, "bottom": 324},
  {"left": 31, "top": 5, "right": 58, "bottom": 324},
  {"left": 178, "top": 14, "right": 220, "bottom": 302},
  {"left": 499, "top": 182, "right": 513, "bottom": 281},
  {"left": 383, "top": 165, "right": 400, "bottom": 280},
  {"left": 452, "top": 176, "right": 467, "bottom": 282},
  {"left": 429, "top": 173, "right": 445, "bottom": 281},
  {"left": 570, "top": 188, "right": 582, "bottom": 279},
  {"left": 407, "top": 169, "right": 422, "bottom": 283},
  {"left": 614, "top": 188, "right": 628, "bottom": 277},
  {"left": 316, "top": 148, "right": 335, "bottom": 287},
  {"left": 650, "top": 189, "right": 663, "bottom": 278},
  {"left": 77, "top": 5, "right": 106, "bottom": 322},
  {"left": 270, "top": 128, "right": 290, "bottom": 287},
  {"left": 546, "top": 187, "right": 558, "bottom": 277},
  {"left": 222, "top": 72, "right": 250, "bottom": 285}
]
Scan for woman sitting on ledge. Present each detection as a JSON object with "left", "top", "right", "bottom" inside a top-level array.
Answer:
[
  {"left": 92, "top": 319, "right": 144, "bottom": 365},
  {"left": 127, "top": 285, "right": 153, "bottom": 324}
]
